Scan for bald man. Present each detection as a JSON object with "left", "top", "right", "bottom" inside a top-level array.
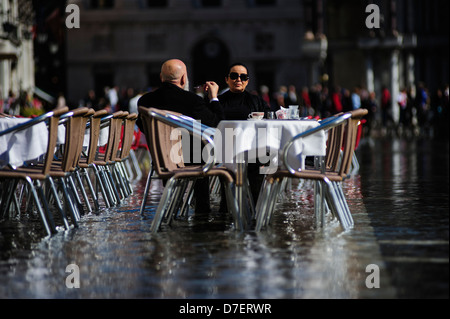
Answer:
[
  {"left": 138, "top": 59, "right": 224, "bottom": 215},
  {"left": 138, "top": 59, "right": 224, "bottom": 127}
]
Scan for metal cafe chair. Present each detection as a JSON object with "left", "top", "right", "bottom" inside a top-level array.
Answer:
[
  {"left": 90, "top": 111, "right": 130, "bottom": 207},
  {"left": 109, "top": 112, "right": 139, "bottom": 199},
  {"left": 76, "top": 109, "right": 109, "bottom": 211},
  {"left": 138, "top": 106, "right": 243, "bottom": 233},
  {"left": 255, "top": 109, "right": 368, "bottom": 231},
  {"left": 12, "top": 107, "right": 97, "bottom": 231},
  {"left": 34, "top": 107, "right": 96, "bottom": 231},
  {"left": 104, "top": 111, "right": 132, "bottom": 202},
  {"left": 0, "top": 107, "right": 69, "bottom": 236}
]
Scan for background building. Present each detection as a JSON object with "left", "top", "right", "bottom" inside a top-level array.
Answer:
[
  {"left": 3, "top": 0, "right": 448, "bottom": 125},
  {"left": 64, "top": 0, "right": 448, "bottom": 123},
  {"left": 0, "top": 0, "right": 35, "bottom": 112},
  {"left": 66, "top": 0, "right": 321, "bottom": 109},
  {"left": 326, "top": 0, "right": 449, "bottom": 122}
]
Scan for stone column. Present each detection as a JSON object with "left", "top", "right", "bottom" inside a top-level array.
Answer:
[
  {"left": 365, "top": 54, "right": 375, "bottom": 94},
  {"left": 390, "top": 49, "right": 400, "bottom": 124},
  {"left": 406, "top": 52, "right": 415, "bottom": 91}
]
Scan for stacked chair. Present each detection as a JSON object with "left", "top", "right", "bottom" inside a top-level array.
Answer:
[
  {"left": 0, "top": 107, "right": 139, "bottom": 237},
  {"left": 255, "top": 109, "right": 368, "bottom": 231},
  {"left": 78, "top": 110, "right": 139, "bottom": 211},
  {"left": 138, "top": 106, "right": 243, "bottom": 233},
  {"left": 77, "top": 109, "right": 109, "bottom": 211},
  {"left": 0, "top": 107, "right": 69, "bottom": 236}
]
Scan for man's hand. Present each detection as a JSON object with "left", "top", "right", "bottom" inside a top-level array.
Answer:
[{"left": 204, "top": 81, "right": 219, "bottom": 100}]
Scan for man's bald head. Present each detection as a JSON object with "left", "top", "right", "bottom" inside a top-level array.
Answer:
[{"left": 160, "top": 59, "right": 188, "bottom": 89}]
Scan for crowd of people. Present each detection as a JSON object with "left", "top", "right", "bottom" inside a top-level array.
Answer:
[
  {"left": 0, "top": 89, "right": 47, "bottom": 117},
  {"left": 2, "top": 58, "right": 448, "bottom": 216},
  {"left": 250, "top": 81, "right": 449, "bottom": 140},
  {"left": 5, "top": 67, "right": 438, "bottom": 142}
]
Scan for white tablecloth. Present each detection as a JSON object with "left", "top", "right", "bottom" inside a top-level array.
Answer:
[
  {"left": 0, "top": 117, "right": 49, "bottom": 168},
  {"left": 0, "top": 117, "right": 110, "bottom": 169},
  {"left": 213, "top": 119, "right": 326, "bottom": 174}
]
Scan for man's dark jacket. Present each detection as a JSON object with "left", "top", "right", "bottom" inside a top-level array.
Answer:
[
  {"left": 137, "top": 82, "right": 224, "bottom": 129},
  {"left": 136, "top": 82, "right": 223, "bottom": 214}
]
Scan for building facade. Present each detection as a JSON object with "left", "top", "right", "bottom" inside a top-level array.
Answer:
[
  {"left": 66, "top": 0, "right": 325, "bottom": 106},
  {"left": 325, "top": 0, "right": 449, "bottom": 122},
  {"left": 0, "top": 0, "right": 35, "bottom": 110},
  {"left": 65, "top": 0, "right": 448, "bottom": 123}
]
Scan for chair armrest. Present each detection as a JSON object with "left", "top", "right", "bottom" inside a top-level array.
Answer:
[
  {"left": 0, "top": 106, "right": 69, "bottom": 137},
  {"left": 149, "top": 109, "right": 217, "bottom": 173},
  {"left": 282, "top": 113, "right": 352, "bottom": 174}
]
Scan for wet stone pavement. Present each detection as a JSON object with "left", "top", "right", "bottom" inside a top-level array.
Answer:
[{"left": 0, "top": 135, "right": 448, "bottom": 299}]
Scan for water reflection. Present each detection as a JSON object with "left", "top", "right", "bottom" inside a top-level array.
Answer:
[
  {"left": 358, "top": 137, "right": 449, "bottom": 298},
  {"left": 0, "top": 137, "right": 448, "bottom": 298}
]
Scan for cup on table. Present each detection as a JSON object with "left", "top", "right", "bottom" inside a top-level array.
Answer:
[
  {"left": 248, "top": 112, "right": 265, "bottom": 120},
  {"left": 276, "top": 109, "right": 287, "bottom": 119},
  {"left": 267, "top": 112, "right": 276, "bottom": 119},
  {"left": 288, "top": 105, "right": 300, "bottom": 119}
]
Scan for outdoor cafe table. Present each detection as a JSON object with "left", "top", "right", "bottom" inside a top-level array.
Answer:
[
  {"left": 213, "top": 119, "right": 327, "bottom": 228},
  {"left": 0, "top": 116, "right": 109, "bottom": 169},
  {"left": 0, "top": 117, "right": 50, "bottom": 169}
]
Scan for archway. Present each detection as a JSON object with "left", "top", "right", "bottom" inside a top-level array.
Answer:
[{"left": 192, "top": 37, "right": 230, "bottom": 91}]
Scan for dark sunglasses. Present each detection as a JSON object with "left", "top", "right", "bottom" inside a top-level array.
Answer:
[{"left": 228, "top": 72, "right": 249, "bottom": 81}]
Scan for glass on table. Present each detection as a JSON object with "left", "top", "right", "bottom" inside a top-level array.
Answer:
[{"left": 266, "top": 112, "right": 276, "bottom": 119}]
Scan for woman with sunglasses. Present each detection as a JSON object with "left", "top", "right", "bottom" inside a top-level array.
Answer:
[
  {"left": 219, "top": 63, "right": 270, "bottom": 120},
  {"left": 218, "top": 63, "right": 271, "bottom": 210}
]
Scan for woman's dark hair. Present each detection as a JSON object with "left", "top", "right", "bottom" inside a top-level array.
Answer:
[{"left": 227, "top": 62, "right": 249, "bottom": 75}]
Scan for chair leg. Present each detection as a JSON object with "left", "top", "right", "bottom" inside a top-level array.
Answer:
[
  {"left": 81, "top": 167, "right": 100, "bottom": 211},
  {"left": 265, "top": 178, "right": 283, "bottom": 227},
  {"left": 314, "top": 179, "right": 325, "bottom": 228},
  {"left": 244, "top": 177, "right": 256, "bottom": 221},
  {"left": 105, "top": 165, "right": 121, "bottom": 205},
  {"left": 139, "top": 167, "right": 154, "bottom": 216},
  {"left": 0, "top": 179, "right": 18, "bottom": 218},
  {"left": 118, "top": 161, "right": 133, "bottom": 195},
  {"left": 323, "top": 177, "right": 350, "bottom": 230},
  {"left": 350, "top": 153, "right": 360, "bottom": 176},
  {"left": 67, "top": 175, "right": 86, "bottom": 216},
  {"left": 179, "top": 180, "right": 195, "bottom": 218},
  {"left": 24, "top": 177, "right": 53, "bottom": 237},
  {"left": 99, "top": 166, "right": 117, "bottom": 206},
  {"left": 74, "top": 170, "right": 93, "bottom": 214},
  {"left": 128, "top": 149, "right": 143, "bottom": 180},
  {"left": 111, "top": 165, "right": 126, "bottom": 200},
  {"left": 333, "top": 181, "right": 354, "bottom": 226},
  {"left": 59, "top": 177, "right": 80, "bottom": 227},
  {"left": 46, "top": 176, "right": 71, "bottom": 230},
  {"left": 150, "top": 177, "right": 177, "bottom": 233},
  {"left": 11, "top": 186, "right": 21, "bottom": 217},
  {"left": 255, "top": 178, "right": 273, "bottom": 231},
  {"left": 223, "top": 181, "right": 243, "bottom": 231},
  {"left": 165, "top": 179, "right": 187, "bottom": 224},
  {"left": 93, "top": 164, "right": 111, "bottom": 208},
  {"left": 13, "top": 180, "right": 27, "bottom": 217}
]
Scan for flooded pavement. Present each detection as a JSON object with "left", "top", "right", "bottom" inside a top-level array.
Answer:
[
  {"left": 0, "top": 136, "right": 448, "bottom": 299},
  {"left": 358, "top": 136, "right": 449, "bottom": 298}
]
